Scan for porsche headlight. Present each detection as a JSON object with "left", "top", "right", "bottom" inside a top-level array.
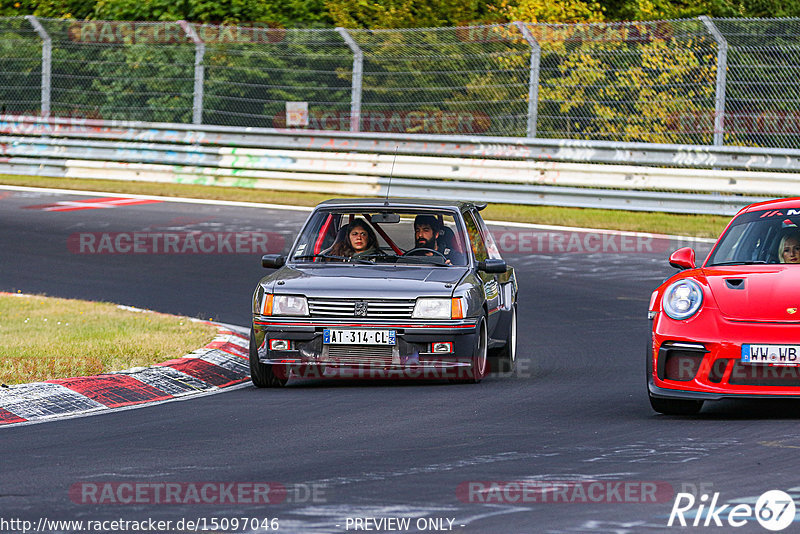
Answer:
[
  {"left": 412, "top": 297, "right": 464, "bottom": 319},
  {"left": 662, "top": 279, "right": 703, "bottom": 320},
  {"left": 262, "top": 294, "right": 308, "bottom": 316}
]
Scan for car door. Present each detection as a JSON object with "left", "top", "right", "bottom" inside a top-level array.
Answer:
[{"left": 463, "top": 209, "right": 501, "bottom": 333}]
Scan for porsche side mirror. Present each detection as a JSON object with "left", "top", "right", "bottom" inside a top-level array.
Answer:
[
  {"left": 478, "top": 259, "right": 507, "bottom": 273},
  {"left": 262, "top": 254, "right": 285, "bottom": 269},
  {"left": 669, "top": 247, "right": 696, "bottom": 270}
]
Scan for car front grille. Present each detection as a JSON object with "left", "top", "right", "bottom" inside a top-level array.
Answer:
[
  {"left": 326, "top": 345, "right": 395, "bottom": 366},
  {"left": 308, "top": 298, "right": 415, "bottom": 319},
  {"left": 728, "top": 361, "right": 800, "bottom": 386}
]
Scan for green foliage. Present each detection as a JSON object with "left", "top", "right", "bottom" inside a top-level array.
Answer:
[
  {"left": 92, "top": 0, "right": 333, "bottom": 26},
  {"left": 0, "top": 0, "right": 34, "bottom": 17},
  {"left": 2, "top": 0, "right": 799, "bottom": 26},
  {"left": 324, "top": 0, "right": 501, "bottom": 29},
  {"left": 34, "top": 0, "right": 95, "bottom": 18}
]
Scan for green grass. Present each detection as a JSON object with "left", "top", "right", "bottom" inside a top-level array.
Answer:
[
  {"left": 0, "top": 174, "right": 730, "bottom": 238},
  {"left": 0, "top": 293, "right": 218, "bottom": 385}
]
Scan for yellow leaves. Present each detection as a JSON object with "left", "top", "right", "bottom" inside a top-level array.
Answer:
[{"left": 502, "top": 0, "right": 605, "bottom": 24}]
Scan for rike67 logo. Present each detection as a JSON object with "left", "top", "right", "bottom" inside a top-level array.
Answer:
[{"left": 669, "top": 490, "right": 796, "bottom": 531}]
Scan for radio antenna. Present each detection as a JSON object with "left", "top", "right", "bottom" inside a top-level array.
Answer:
[{"left": 384, "top": 146, "right": 398, "bottom": 206}]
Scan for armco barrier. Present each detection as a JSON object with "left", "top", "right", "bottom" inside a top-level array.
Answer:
[{"left": 0, "top": 115, "right": 795, "bottom": 214}]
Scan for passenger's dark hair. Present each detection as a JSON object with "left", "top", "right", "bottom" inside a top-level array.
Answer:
[{"left": 329, "top": 219, "right": 378, "bottom": 257}]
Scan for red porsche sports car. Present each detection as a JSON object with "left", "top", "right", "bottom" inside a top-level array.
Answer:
[{"left": 648, "top": 197, "right": 800, "bottom": 414}]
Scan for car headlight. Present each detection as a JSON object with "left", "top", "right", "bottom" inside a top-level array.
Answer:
[
  {"left": 412, "top": 297, "right": 465, "bottom": 319},
  {"left": 662, "top": 279, "right": 703, "bottom": 320},
  {"left": 262, "top": 294, "right": 308, "bottom": 316}
]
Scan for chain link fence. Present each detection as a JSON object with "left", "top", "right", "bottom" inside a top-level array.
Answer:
[{"left": 0, "top": 16, "right": 798, "bottom": 148}]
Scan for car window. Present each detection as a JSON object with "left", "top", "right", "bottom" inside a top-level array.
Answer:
[
  {"left": 473, "top": 210, "right": 502, "bottom": 260},
  {"left": 290, "top": 208, "right": 469, "bottom": 266},
  {"left": 707, "top": 210, "right": 800, "bottom": 265},
  {"left": 464, "top": 211, "right": 488, "bottom": 262}
]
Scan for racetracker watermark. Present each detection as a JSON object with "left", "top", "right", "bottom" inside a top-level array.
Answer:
[
  {"left": 456, "top": 22, "right": 673, "bottom": 44},
  {"left": 67, "top": 232, "right": 285, "bottom": 254},
  {"left": 69, "top": 482, "right": 326, "bottom": 505},
  {"left": 490, "top": 229, "right": 697, "bottom": 255},
  {"left": 68, "top": 21, "right": 286, "bottom": 44},
  {"left": 457, "top": 480, "right": 674, "bottom": 504},
  {"left": 272, "top": 110, "right": 491, "bottom": 134},
  {"left": 267, "top": 359, "right": 532, "bottom": 381}
]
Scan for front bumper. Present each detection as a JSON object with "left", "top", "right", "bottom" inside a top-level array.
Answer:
[
  {"left": 651, "top": 312, "right": 800, "bottom": 398},
  {"left": 252, "top": 316, "right": 479, "bottom": 374}
]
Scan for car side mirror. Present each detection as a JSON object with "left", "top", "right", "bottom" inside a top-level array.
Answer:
[
  {"left": 669, "top": 247, "right": 696, "bottom": 270},
  {"left": 262, "top": 254, "right": 285, "bottom": 269},
  {"left": 478, "top": 259, "right": 507, "bottom": 273}
]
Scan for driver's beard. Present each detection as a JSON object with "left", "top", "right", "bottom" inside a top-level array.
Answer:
[{"left": 416, "top": 237, "right": 435, "bottom": 249}]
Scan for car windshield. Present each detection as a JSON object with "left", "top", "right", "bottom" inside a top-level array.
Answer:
[
  {"left": 289, "top": 209, "right": 469, "bottom": 266},
  {"left": 707, "top": 209, "right": 800, "bottom": 266}
]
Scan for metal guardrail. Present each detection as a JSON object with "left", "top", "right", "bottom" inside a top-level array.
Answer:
[
  {"left": 3, "top": 115, "right": 800, "bottom": 172},
  {"left": 0, "top": 115, "right": 791, "bottom": 215}
]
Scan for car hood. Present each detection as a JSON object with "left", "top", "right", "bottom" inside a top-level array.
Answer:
[
  {"left": 703, "top": 266, "right": 800, "bottom": 322},
  {"left": 266, "top": 264, "right": 469, "bottom": 299}
]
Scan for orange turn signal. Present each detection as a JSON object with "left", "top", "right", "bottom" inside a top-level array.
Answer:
[
  {"left": 451, "top": 297, "right": 464, "bottom": 319},
  {"left": 262, "top": 294, "right": 274, "bottom": 315}
]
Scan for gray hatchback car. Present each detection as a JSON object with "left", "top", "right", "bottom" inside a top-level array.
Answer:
[{"left": 250, "top": 198, "right": 517, "bottom": 386}]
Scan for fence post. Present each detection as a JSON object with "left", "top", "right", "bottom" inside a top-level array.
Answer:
[
  {"left": 514, "top": 22, "right": 541, "bottom": 138},
  {"left": 179, "top": 21, "right": 205, "bottom": 125},
  {"left": 25, "top": 15, "right": 51, "bottom": 117},
  {"left": 336, "top": 27, "right": 363, "bottom": 133},
  {"left": 700, "top": 16, "right": 728, "bottom": 147}
]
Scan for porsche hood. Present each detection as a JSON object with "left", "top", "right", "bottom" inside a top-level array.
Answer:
[{"left": 703, "top": 266, "right": 800, "bottom": 322}]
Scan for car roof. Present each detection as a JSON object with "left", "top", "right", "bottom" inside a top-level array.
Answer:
[
  {"left": 315, "top": 198, "right": 483, "bottom": 212},
  {"left": 741, "top": 197, "right": 800, "bottom": 213}
]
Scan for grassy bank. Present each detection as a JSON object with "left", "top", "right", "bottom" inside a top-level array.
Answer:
[
  {"left": 0, "top": 293, "right": 218, "bottom": 385},
  {"left": 0, "top": 175, "right": 731, "bottom": 238}
]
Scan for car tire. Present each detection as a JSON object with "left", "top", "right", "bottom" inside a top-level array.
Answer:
[
  {"left": 489, "top": 304, "right": 516, "bottom": 374},
  {"left": 450, "top": 318, "right": 488, "bottom": 384},
  {"left": 249, "top": 328, "right": 288, "bottom": 388},
  {"left": 648, "top": 394, "right": 704, "bottom": 415}
]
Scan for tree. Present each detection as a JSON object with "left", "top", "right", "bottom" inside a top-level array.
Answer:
[
  {"left": 497, "top": 0, "right": 605, "bottom": 23},
  {"left": 324, "top": 0, "right": 502, "bottom": 29}
]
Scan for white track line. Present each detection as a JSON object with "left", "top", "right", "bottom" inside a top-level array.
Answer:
[{"left": 1, "top": 184, "right": 714, "bottom": 241}]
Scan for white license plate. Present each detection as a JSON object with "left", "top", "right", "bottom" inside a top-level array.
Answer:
[
  {"left": 742, "top": 344, "right": 800, "bottom": 365},
  {"left": 323, "top": 329, "right": 396, "bottom": 345}
]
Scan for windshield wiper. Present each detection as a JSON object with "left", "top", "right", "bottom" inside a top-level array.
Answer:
[
  {"left": 292, "top": 254, "right": 374, "bottom": 265},
  {"left": 710, "top": 260, "right": 768, "bottom": 266}
]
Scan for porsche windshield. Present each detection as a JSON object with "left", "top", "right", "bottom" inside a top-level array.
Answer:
[
  {"left": 708, "top": 210, "right": 800, "bottom": 266},
  {"left": 289, "top": 209, "right": 469, "bottom": 266}
]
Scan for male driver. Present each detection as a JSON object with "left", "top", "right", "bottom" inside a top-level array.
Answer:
[
  {"left": 413, "top": 214, "right": 461, "bottom": 264},
  {"left": 414, "top": 214, "right": 442, "bottom": 251}
]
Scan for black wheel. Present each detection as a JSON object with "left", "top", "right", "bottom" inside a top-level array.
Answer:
[
  {"left": 249, "top": 328, "right": 288, "bottom": 388},
  {"left": 648, "top": 394, "right": 703, "bottom": 415},
  {"left": 489, "top": 304, "right": 517, "bottom": 374},
  {"left": 450, "top": 318, "right": 488, "bottom": 384}
]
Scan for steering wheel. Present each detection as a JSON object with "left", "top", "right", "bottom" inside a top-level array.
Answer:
[{"left": 403, "top": 247, "right": 447, "bottom": 260}]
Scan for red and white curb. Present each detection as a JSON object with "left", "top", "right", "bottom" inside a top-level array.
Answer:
[{"left": 0, "top": 326, "right": 250, "bottom": 427}]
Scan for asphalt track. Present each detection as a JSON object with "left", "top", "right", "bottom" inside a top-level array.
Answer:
[{"left": 2, "top": 187, "right": 800, "bottom": 534}]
